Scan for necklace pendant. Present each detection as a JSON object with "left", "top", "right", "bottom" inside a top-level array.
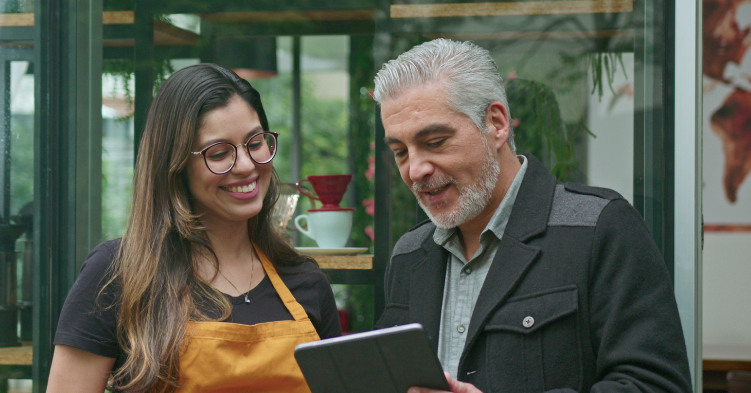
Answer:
[{"left": 244, "top": 294, "right": 251, "bottom": 303}]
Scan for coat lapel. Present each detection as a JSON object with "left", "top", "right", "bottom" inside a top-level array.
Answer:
[
  {"left": 459, "top": 154, "right": 557, "bottom": 369},
  {"left": 409, "top": 236, "right": 449, "bottom": 352}
]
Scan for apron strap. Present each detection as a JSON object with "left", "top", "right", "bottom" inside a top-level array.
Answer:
[{"left": 253, "top": 244, "right": 310, "bottom": 322}]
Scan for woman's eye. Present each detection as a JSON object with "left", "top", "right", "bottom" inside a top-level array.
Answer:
[
  {"left": 208, "top": 151, "right": 230, "bottom": 161},
  {"left": 393, "top": 150, "right": 407, "bottom": 158},
  {"left": 248, "top": 142, "right": 264, "bottom": 150}
]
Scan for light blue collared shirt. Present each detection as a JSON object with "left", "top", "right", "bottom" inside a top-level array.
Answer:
[{"left": 435, "top": 155, "right": 528, "bottom": 379}]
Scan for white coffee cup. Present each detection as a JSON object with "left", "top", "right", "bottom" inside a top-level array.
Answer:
[{"left": 294, "top": 210, "right": 353, "bottom": 248}]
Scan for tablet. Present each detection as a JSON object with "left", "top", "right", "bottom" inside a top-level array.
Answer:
[{"left": 295, "top": 323, "right": 450, "bottom": 393}]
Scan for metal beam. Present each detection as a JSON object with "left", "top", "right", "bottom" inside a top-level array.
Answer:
[
  {"left": 372, "top": 0, "right": 393, "bottom": 322},
  {"left": 291, "top": 36, "right": 302, "bottom": 186},
  {"left": 632, "top": 0, "right": 674, "bottom": 278},
  {"left": 674, "top": 0, "right": 702, "bottom": 390},
  {"left": 0, "top": 26, "right": 33, "bottom": 42},
  {"left": 33, "top": 0, "right": 102, "bottom": 390},
  {"left": 72, "top": 0, "right": 104, "bottom": 271},
  {"left": 133, "top": 0, "right": 154, "bottom": 162}
]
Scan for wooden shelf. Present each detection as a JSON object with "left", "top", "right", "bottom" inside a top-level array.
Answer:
[
  {"left": 200, "top": 10, "right": 375, "bottom": 24},
  {"left": 0, "top": 13, "right": 33, "bottom": 27},
  {"left": 390, "top": 0, "right": 633, "bottom": 19},
  {"left": 102, "top": 10, "right": 134, "bottom": 25},
  {"left": 0, "top": 343, "right": 32, "bottom": 366},
  {"left": 315, "top": 255, "right": 373, "bottom": 270},
  {"left": 704, "top": 224, "right": 751, "bottom": 232},
  {"left": 704, "top": 359, "right": 751, "bottom": 372},
  {"left": 0, "top": 11, "right": 198, "bottom": 47},
  {"left": 423, "top": 30, "right": 634, "bottom": 41}
]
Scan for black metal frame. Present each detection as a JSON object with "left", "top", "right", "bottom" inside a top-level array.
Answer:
[
  {"left": 31, "top": 0, "right": 102, "bottom": 391},
  {"left": 633, "top": 0, "right": 676, "bottom": 280}
]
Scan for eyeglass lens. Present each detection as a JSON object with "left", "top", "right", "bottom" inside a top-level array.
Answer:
[{"left": 204, "top": 133, "right": 276, "bottom": 174}]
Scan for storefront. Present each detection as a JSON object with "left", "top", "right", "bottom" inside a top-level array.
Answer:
[{"left": 0, "top": 0, "right": 702, "bottom": 391}]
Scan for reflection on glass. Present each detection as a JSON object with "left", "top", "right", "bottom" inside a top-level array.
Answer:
[{"left": 0, "top": 57, "right": 34, "bottom": 350}]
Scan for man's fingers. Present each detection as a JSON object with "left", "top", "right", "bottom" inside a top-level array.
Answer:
[{"left": 446, "top": 378, "right": 483, "bottom": 393}]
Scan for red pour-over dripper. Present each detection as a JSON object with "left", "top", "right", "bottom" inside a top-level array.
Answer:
[{"left": 296, "top": 174, "right": 355, "bottom": 211}]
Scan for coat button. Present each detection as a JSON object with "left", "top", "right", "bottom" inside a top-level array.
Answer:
[
  {"left": 463, "top": 267, "right": 472, "bottom": 275},
  {"left": 522, "top": 316, "right": 535, "bottom": 328},
  {"left": 457, "top": 325, "right": 466, "bottom": 333}
]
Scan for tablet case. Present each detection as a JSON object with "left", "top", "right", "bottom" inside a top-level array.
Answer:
[{"left": 295, "top": 323, "right": 451, "bottom": 393}]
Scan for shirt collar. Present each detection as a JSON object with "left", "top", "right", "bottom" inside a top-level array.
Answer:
[{"left": 433, "top": 155, "right": 529, "bottom": 246}]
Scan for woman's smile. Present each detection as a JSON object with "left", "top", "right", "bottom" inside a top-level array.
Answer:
[{"left": 221, "top": 178, "right": 260, "bottom": 200}]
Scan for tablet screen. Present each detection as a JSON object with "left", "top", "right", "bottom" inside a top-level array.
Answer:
[{"left": 295, "top": 323, "right": 450, "bottom": 393}]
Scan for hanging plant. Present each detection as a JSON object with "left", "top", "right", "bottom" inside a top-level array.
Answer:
[
  {"left": 102, "top": 14, "right": 176, "bottom": 121},
  {"left": 506, "top": 77, "right": 595, "bottom": 182},
  {"left": 585, "top": 52, "right": 628, "bottom": 101}
]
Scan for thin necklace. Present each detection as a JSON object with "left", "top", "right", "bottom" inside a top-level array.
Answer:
[
  {"left": 218, "top": 257, "right": 255, "bottom": 303},
  {"left": 244, "top": 257, "right": 255, "bottom": 303}
]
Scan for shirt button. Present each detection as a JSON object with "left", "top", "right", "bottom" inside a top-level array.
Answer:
[
  {"left": 457, "top": 325, "right": 466, "bottom": 333},
  {"left": 463, "top": 267, "right": 472, "bottom": 275},
  {"left": 523, "top": 316, "right": 535, "bottom": 328}
]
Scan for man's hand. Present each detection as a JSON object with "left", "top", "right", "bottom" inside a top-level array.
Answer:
[{"left": 407, "top": 372, "right": 483, "bottom": 393}]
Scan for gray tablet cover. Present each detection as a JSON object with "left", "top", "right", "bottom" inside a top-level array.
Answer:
[{"left": 295, "top": 323, "right": 450, "bottom": 393}]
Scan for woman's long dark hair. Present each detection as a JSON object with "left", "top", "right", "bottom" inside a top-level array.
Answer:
[{"left": 104, "top": 64, "right": 308, "bottom": 392}]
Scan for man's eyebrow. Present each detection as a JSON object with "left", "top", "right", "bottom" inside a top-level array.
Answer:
[
  {"left": 414, "top": 124, "right": 454, "bottom": 140},
  {"left": 383, "top": 124, "right": 455, "bottom": 145}
]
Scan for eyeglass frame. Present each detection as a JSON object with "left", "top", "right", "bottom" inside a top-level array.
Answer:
[{"left": 190, "top": 131, "right": 280, "bottom": 175}]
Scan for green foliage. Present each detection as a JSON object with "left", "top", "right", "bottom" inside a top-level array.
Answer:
[
  {"left": 507, "top": 78, "right": 591, "bottom": 182},
  {"left": 249, "top": 74, "right": 294, "bottom": 182},
  {"left": 103, "top": 0, "right": 133, "bottom": 12},
  {"left": 103, "top": 59, "right": 135, "bottom": 121},
  {"left": 586, "top": 53, "right": 627, "bottom": 101},
  {"left": 0, "top": 0, "right": 33, "bottom": 13},
  {"left": 10, "top": 115, "right": 34, "bottom": 215},
  {"left": 299, "top": 82, "right": 349, "bottom": 179},
  {"left": 102, "top": 55, "right": 175, "bottom": 122},
  {"left": 101, "top": 124, "right": 134, "bottom": 241}
]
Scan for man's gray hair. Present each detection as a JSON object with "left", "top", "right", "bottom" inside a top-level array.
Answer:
[{"left": 373, "top": 38, "right": 515, "bottom": 151}]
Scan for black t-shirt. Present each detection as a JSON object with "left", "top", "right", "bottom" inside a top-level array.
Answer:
[{"left": 54, "top": 239, "right": 342, "bottom": 371}]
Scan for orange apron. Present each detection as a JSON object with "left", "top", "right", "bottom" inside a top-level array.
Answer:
[{"left": 178, "top": 247, "right": 320, "bottom": 392}]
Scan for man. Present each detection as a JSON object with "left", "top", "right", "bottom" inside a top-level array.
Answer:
[{"left": 373, "top": 39, "right": 692, "bottom": 393}]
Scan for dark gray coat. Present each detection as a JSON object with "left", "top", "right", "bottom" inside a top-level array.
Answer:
[{"left": 375, "top": 154, "right": 692, "bottom": 393}]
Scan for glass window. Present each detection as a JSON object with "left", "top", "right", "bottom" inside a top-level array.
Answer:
[
  {"left": 0, "top": 2, "right": 35, "bottom": 390},
  {"left": 375, "top": 1, "right": 671, "bottom": 258}
]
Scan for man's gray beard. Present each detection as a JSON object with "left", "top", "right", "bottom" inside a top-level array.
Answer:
[{"left": 412, "top": 147, "right": 501, "bottom": 230}]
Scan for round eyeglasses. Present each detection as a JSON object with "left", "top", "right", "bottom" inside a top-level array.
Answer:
[{"left": 191, "top": 131, "right": 279, "bottom": 174}]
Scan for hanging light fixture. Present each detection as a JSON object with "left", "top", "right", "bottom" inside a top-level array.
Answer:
[{"left": 212, "top": 36, "right": 278, "bottom": 80}]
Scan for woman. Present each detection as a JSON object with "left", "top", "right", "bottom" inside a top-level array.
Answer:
[{"left": 48, "top": 64, "right": 341, "bottom": 392}]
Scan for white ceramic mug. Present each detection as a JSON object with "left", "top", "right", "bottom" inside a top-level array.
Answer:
[{"left": 294, "top": 210, "right": 353, "bottom": 248}]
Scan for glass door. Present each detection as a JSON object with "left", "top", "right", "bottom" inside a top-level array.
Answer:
[{"left": 372, "top": 0, "right": 701, "bottom": 388}]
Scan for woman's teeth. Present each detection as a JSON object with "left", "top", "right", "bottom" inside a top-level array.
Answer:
[
  {"left": 224, "top": 182, "right": 256, "bottom": 193},
  {"left": 428, "top": 184, "right": 448, "bottom": 195}
]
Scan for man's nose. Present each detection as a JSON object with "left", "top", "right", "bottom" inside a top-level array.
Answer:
[{"left": 408, "top": 153, "right": 434, "bottom": 183}]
